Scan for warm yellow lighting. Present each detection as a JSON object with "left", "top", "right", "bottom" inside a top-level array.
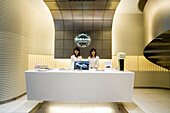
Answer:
[
  {"left": 48, "top": 106, "right": 113, "bottom": 113},
  {"left": 95, "top": 107, "right": 113, "bottom": 113},
  {"left": 49, "top": 106, "right": 77, "bottom": 112},
  {"left": 28, "top": 54, "right": 168, "bottom": 71}
]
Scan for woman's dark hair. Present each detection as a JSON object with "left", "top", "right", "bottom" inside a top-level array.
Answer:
[
  {"left": 73, "top": 47, "right": 80, "bottom": 57},
  {"left": 90, "top": 48, "right": 97, "bottom": 58}
]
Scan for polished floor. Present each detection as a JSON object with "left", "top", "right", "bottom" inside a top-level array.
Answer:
[
  {"left": 125, "top": 88, "right": 170, "bottom": 113},
  {"left": 0, "top": 88, "right": 170, "bottom": 113}
]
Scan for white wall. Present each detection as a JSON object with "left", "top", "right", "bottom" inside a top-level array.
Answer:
[{"left": 0, "top": 0, "right": 54, "bottom": 102}]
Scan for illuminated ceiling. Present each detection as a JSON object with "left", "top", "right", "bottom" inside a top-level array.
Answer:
[
  {"left": 44, "top": 0, "right": 120, "bottom": 59},
  {"left": 44, "top": 0, "right": 120, "bottom": 31}
]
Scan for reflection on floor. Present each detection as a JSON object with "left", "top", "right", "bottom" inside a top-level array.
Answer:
[
  {"left": 123, "top": 88, "right": 170, "bottom": 113},
  {"left": 0, "top": 96, "right": 40, "bottom": 113},
  {"left": 35, "top": 102, "right": 124, "bottom": 113},
  {"left": 0, "top": 88, "right": 170, "bottom": 113}
]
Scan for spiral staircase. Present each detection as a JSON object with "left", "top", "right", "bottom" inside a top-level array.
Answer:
[{"left": 144, "top": 30, "right": 170, "bottom": 70}]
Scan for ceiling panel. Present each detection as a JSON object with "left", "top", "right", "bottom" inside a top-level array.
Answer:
[
  {"left": 103, "top": 21, "right": 112, "bottom": 30},
  {"left": 83, "top": 21, "right": 92, "bottom": 30},
  {"left": 108, "top": 0, "right": 120, "bottom": 2},
  {"left": 51, "top": 11, "right": 62, "bottom": 20},
  {"left": 83, "top": 10, "right": 93, "bottom": 20},
  {"left": 74, "top": 21, "right": 83, "bottom": 30},
  {"left": 55, "top": 0, "right": 68, "bottom": 1},
  {"left": 94, "top": 21, "right": 102, "bottom": 30},
  {"left": 95, "top": 0, "right": 108, "bottom": 2},
  {"left": 58, "top": 2, "right": 70, "bottom": 9},
  {"left": 45, "top": 2, "right": 59, "bottom": 10},
  {"left": 73, "top": 10, "right": 83, "bottom": 20},
  {"left": 103, "top": 31, "right": 111, "bottom": 39},
  {"left": 94, "top": 2, "right": 107, "bottom": 9},
  {"left": 106, "top": 2, "right": 119, "bottom": 9},
  {"left": 45, "top": 0, "right": 120, "bottom": 59},
  {"left": 61, "top": 10, "right": 72, "bottom": 20},
  {"left": 82, "top": 2, "right": 94, "bottom": 9},
  {"left": 94, "top": 10, "right": 104, "bottom": 20},
  {"left": 44, "top": 0, "right": 56, "bottom": 2},
  {"left": 70, "top": 2, "right": 82, "bottom": 9},
  {"left": 104, "top": 10, "right": 115, "bottom": 21}
]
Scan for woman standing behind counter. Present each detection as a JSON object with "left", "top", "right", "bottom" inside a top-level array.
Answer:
[
  {"left": 88, "top": 48, "right": 99, "bottom": 69},
  {"left": 71, "top": 47, "right": 82, "bottom": 69}
]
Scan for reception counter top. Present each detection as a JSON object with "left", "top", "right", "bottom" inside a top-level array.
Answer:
[{"left": 25, "top": 70, "right": 135, "bottom": 102}]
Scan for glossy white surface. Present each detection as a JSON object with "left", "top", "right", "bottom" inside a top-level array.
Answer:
[
  {"left": 132, "top": 89, "right": 170, "bottom": 113},
  {"left": 25, "top": 70, "right": 135, "bottom": 102}
]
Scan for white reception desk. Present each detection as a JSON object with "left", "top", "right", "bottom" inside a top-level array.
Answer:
[{"left": 25, "top": 70, "right": 134, "bottom": 102}]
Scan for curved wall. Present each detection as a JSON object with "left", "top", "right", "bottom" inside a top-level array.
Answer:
[
  {"left": 112, "top": 0, "right": 170, "bottom": 88},
  {"left": 143, "top": 0, "right": 170, "bottom": 46},
  {"left": 0, "top": 0, "right": 54, "bottom": 102},
  {"left": 28, "top": 0, "right": 55, "bottom": 55},
  {"left": 112, "top": 0, "right": 144, "bottom": 55}
]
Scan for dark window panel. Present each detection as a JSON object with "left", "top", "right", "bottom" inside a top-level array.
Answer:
[
  {"left": 64, "top": 21, "right": 73, "bottom": 30},
  {"left": 103, "top": 40, "right": 111, "bottom": 49},
  {"left": 64, "top": 31, "right": 74, "bottom": 39},
  {"left": 92, "top": 40, "right": 102, "bottom": 49},
  {"left": 64, "top": 50, "right": 73, "bottom": 58},
  {"left": 103, "top": 31, "right": 111, "bottom": 40},
  {"left": 55, "top": 21, "right": 63, "bottom": 30},
  {"left": 96, "top": 50, "right": 103, "bottom": 59},
  {"left": 103, "top": 50, "right": 111, "bottom": 59},
  {"left": 55, "top": 50, "right": 64, "bottom": 58},
  {"left": 55, "top": 40, "right": 63, "bottom": 49},
  {"left": 92, "top": 31, "right": 102, "bottom": 40},
  {"left": 55, "top": 31, "right": 64, "bottom": 39},
  {"left": 64, "top": 40, "right": 74, "bottom": 50}
]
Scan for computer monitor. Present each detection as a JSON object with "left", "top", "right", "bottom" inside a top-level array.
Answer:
[{"left": 74, "top": 61, "right": 89, "bottom": 70}]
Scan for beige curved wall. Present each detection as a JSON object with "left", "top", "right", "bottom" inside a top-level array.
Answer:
[
  {"left": 111, "top": 0, "right": 170, "bottom": 88},
  {"left": 28, "top": 0, "right": 55, "bottom": 55},
  {"left": 0, "top": 0, "right": 54, "bottom": 101},
  {"left": 143, "top": 0, "right": 170, "bottom": 46},
  {"left": 112, "top": 0, "right": 144, "bottom": 55}
]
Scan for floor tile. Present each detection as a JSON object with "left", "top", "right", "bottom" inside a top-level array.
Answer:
[
  {"left": 133, "top": 93, "right": 156, "bottom": 102},
  {"left": 147, "top": 93, "right": 170, "bottom": 102},
  {"left": 141, "top": 101, "right": 170, "bottom": 113}
]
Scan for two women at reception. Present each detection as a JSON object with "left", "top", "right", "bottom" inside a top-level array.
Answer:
[{"left": 71, "top": 47, "right": 99, "bottom": 69}]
